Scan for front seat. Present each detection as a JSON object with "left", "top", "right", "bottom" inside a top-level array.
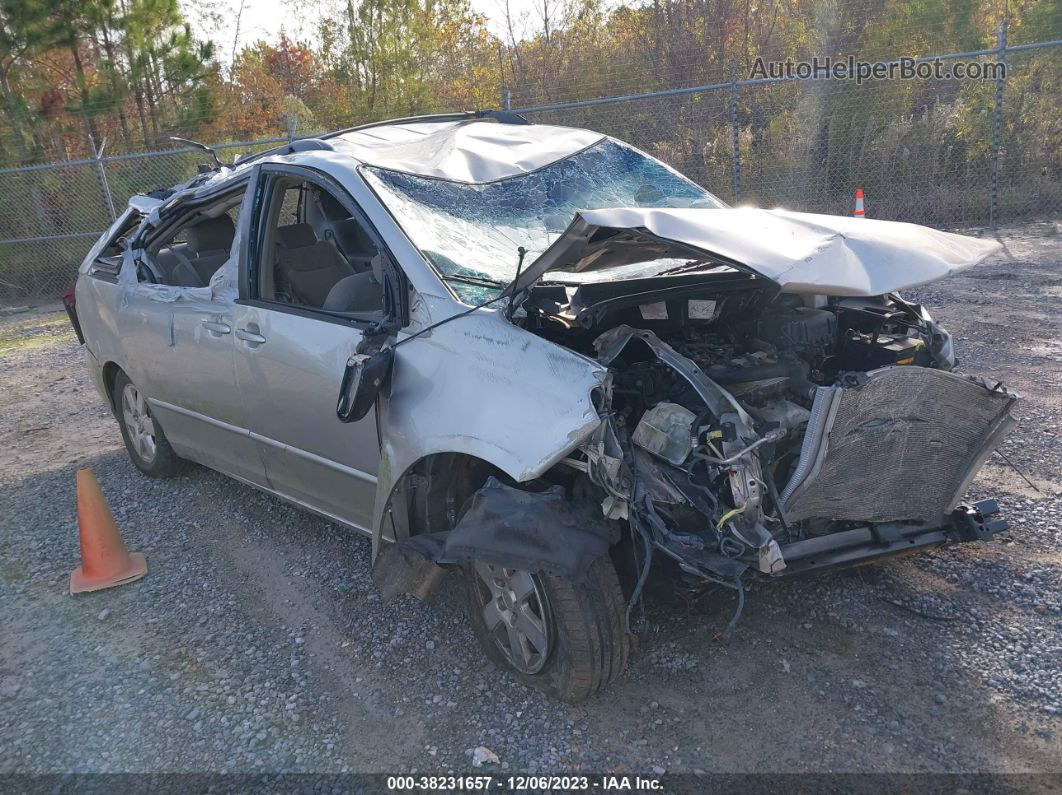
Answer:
[
  {"left": 169, "top": 215, "right": 236, "bottom": 287},
  {"left": 275, "top": 222, "right": 355, "bottom": 307},
  {"left": 322, "top": 253, "right": 385, "bottom": 314},
  {"left": 327, "top": 218, "right": 377, "bottom": 272}
]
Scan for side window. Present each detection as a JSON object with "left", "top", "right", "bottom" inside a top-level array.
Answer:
[
  {"left": 102, "top": 213, "right": 143, "bottom": 258},
  {"left": 276, "top": 184, "right": 301, "bottom": 227},
  {"left": 256, "top": 175, "right": 385, "bottom": 318},
  {"left": 139, "top": 190, "right": 243, "bottom": 287},
  {"left": 88, "top": 212, "right": 144, "bottom": 282}
]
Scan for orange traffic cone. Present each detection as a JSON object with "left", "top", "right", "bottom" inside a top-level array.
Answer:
[
  {"left": 854, "top": 188, "right": 866, "bottom": 217},
  {"left": 69, "top": 468, "right": 147, "bottom": 594}
]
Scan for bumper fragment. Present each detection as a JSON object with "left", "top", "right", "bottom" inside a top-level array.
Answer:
[
  {"left": 947, "top": 498, "right": 1008, "bottom": 542},
  {"left": 773, "top": 500, "right": 1007, "bottom": 577}
]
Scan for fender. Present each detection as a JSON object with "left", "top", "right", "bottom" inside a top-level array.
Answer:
[{"left": 370, "top": 308, "right": 607, "bottom": 558}]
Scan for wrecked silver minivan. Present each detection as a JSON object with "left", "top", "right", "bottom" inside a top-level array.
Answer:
[{"left": 73, "top": 113, "right": 1017, "bottom": 703}]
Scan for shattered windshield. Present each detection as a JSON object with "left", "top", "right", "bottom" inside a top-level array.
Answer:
[{"left": 362, "top": 139, "right": 723, "bottom": 302}]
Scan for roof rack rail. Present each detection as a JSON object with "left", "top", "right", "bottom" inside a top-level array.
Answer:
[
  {"left": 321, "top": 109, "right": 529, "bottom": 140},
  {"left": 286, "top": 138, "right": 336, "bottom": 153}
]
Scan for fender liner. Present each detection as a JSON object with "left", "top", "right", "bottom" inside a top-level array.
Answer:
[{"left": 373, "top": 477, "right": 619, "bottom": 598}]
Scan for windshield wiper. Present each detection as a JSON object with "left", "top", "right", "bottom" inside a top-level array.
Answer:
[
  {"left": 655, "top": 259, "right": 720, "bottom": 277},
  {"left": 442, "top": 273, "right": 506, "bottom": 289},
  {"left": 506, "top": 246, "right": 528, "bottom": 321}
]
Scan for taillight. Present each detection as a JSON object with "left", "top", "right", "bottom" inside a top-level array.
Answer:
[{"left": 62, "top": 283, "right": 85, "bottom": 344}]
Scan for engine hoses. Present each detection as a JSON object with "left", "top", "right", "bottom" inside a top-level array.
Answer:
[{"left": 715, "top": 504, "right": 746, "bottom": 534}]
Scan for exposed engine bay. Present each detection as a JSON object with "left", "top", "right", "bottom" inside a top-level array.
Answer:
[{"left": 522, "top": 269, "right": 1018, "bottom": 607}]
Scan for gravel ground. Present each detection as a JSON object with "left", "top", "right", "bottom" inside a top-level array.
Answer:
[{"left": 1, "top": 222, "right": 1060, "bottom": 777}]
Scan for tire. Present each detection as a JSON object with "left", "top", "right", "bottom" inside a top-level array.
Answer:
[
  {"left": 112, "top": 371, "right": 185, "bottom": 478},
  {"left": 465, "top": 556, "right": 630, "bottom": 702}
]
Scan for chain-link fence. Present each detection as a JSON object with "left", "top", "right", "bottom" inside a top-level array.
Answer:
[
  {"left": 0, "top": 137, "right": 288, "bottom": 305},
  {"left": 516, "top": 38, "right": 1062, "bottom": 228},
  {"left": 0, "top": 37, "right": 1059, "bottom": 305}
]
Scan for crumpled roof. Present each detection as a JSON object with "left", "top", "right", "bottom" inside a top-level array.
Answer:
[{"left": 329, "top": 120, "right": 604, "bottom": 184}]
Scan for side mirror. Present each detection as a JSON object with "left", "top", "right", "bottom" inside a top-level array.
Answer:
[{"left": 336, "top": 347, "right": 394, "bottom": 423}]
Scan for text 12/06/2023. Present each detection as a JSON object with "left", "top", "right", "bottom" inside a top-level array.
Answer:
[{"left": 386, "top": 774, "right": 664, "bottom": 791}]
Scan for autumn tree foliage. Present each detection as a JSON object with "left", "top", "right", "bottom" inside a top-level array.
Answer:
[
  {"left": 0, "top": 0, "right": 507, "bottom": 162},
  {"left": 0, "top": 0, "right": 216, "bottom": 161},
  {"left": 0, "top": 0, "right": 1057, "bottom": 196}
]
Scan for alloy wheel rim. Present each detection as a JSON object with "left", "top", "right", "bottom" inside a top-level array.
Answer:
[
  {"left": 121, "top": 383, "right": 157, "bottom": 464},
  {"left": 473, "top": 562, "right": 553, "bottom": 674}
]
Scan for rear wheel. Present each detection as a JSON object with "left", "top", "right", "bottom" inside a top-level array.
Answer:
[
  {"left": 113, "top": 371, "right": 184, "bottom": 478},
  {"left": 465, "top": 556, "right": 629, "bottom": 702}
]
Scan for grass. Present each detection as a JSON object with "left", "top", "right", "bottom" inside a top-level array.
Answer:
[{"left": 0, "top": 310, "right": 75, "bottom": 354}]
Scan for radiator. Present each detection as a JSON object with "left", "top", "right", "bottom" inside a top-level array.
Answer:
[{"left": 780, "top": 367, "right": 1018, "bottom": 524}]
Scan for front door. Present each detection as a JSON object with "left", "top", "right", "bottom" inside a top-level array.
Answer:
[
  {"left": 232, "top": 165, "right": 393, "bottom": 532},
  {"left": 231, "top": 303, "right": 379, "bottom": 530}
]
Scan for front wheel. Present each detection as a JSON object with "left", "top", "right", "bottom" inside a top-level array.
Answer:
[{"left": 465, "top": 556, "right": 629, "bottom": 702}]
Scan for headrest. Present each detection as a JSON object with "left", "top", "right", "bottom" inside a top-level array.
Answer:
[
  {"left": 333, "top": 218, "right": 376, "bottom": 258},
  {"left": 370, "top": 253, "right": 385, "bottom": 283},
  {"left": 186, "top": 215, "right": 235, "bottom": 253},
  {"left": 276, "top": 223, "right": 318, "bottom": 249}
]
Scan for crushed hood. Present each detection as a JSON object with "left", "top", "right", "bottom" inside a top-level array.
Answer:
[{"left": 517, "top": 207, "right": 1001, "bottom": 297}]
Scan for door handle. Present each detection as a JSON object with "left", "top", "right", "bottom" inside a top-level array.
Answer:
[
  {"left": 236, "top": 327, "right": 267, "bottom": 345},
  {"left": 201, "top": 319, "right": 232, "bottom": 335}
]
